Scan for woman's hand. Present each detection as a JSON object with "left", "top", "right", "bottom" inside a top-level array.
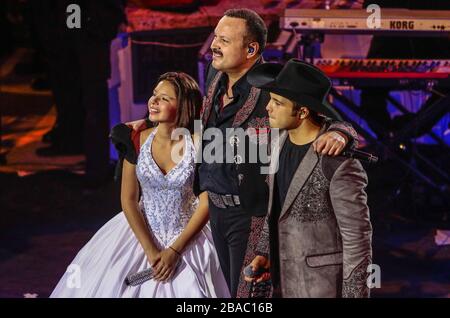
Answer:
[
  {"left": 145, "top": 248, "right": 161, "bottom": 268},
  {"left": 152, "top": 248, "right": 181, "bottom": 282}
]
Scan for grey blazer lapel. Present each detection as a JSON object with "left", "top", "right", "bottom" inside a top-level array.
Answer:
[
  {"left": 279, "top": 124, "right": 328, "bottom": 220},
  {"left": 279, "top": 143, "right": 319, "bottom": 221}
]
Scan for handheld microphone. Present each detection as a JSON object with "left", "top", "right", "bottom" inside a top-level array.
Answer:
[
  {"left": 243, "top": 264, "right": 269, "bottom": 278},
  {"left": 125, "top": 260, "right": 183, "bottom": 286},
  {"left": 342, "top": 148, "right": 378, "bottom": 164},
  {"left": 125, "top": 268, "right": 154, "bottom": 286}
]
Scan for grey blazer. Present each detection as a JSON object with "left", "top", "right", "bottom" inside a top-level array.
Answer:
[{"left": 256, "top": 127, "right": 373, "bottom": 298}]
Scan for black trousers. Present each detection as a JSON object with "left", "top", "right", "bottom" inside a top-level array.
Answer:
[{"left": 208, "top": 201, "right": 252, "bottom": 297}]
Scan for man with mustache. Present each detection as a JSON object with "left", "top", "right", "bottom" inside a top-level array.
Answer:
[
  {"left": 130, "top": 8, "right": 358, "bottom": 297},
  {"left": 198, "top": 9, "right": 358, "bottom": 298}
]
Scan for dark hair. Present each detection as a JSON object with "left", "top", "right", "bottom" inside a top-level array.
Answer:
[
  {"left": 157, "top": 72, "right": 202, "bottom": 133},
  {"left": 292, "top": 102, "right": 325, "bottom": 126},
  {"left": 224, "top": 8, "right": 267, "bottom": 54}
]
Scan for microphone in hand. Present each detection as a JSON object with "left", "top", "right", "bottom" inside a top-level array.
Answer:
[{"left": 342, "top": 148, "right": 378, "bottom": 164}]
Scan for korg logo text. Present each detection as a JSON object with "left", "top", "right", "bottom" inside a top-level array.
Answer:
[{"left": 390, "top": 21, "right": 414, "bottom": 30}]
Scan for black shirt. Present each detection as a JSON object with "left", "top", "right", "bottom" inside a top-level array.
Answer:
[
  {"left": 198, "top": 66, "right": 256, "bottom": 195},
  {"left": 276, "top": 137, "right": 312, "bottom": 209}
]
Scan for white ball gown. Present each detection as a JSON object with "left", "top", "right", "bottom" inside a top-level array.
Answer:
[{"left": 50, "top": 128, "right": 230, "bottom": 298}]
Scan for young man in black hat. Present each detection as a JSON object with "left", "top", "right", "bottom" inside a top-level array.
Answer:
[{"left": 244, "top": 59, "right": 373, "bottom": 298}]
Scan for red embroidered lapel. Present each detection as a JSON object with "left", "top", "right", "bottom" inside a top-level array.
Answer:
[
  {"left": 232, "top": 86, "right": 261, "bottom": 128},
  {"left": 201, "top": 71, "right": 222, "bottom": 126},
  {"left": 201, "top": 71, "right": 261, "bottom": 128}
]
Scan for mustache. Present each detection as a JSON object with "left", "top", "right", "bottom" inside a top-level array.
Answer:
[{"left": 212, "top": 48, "right": 223, "bottom": 56}]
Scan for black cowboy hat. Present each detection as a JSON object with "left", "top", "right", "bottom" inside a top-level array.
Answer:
[{"left": 247, "top": 59, "right": 342, "bottom": 120}]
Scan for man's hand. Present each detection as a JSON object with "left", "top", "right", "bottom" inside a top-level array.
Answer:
[
  {"left": 126, "top": 118, "right": 147, "bottom": 131},
  {"left": 313, "top": 131, "right": 348, "bottom": 156},
  {"left": 243, "top": 255, "right": 271, "bottom": 283}
]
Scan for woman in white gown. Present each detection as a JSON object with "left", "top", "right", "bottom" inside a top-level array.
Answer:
[{"left": 51, "top": 72, "right": 230, "bottom": 298}]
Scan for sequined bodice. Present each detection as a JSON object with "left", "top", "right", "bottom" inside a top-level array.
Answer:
[{"left": 136, "top": 128, "right": 198, "bottom": 247}]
